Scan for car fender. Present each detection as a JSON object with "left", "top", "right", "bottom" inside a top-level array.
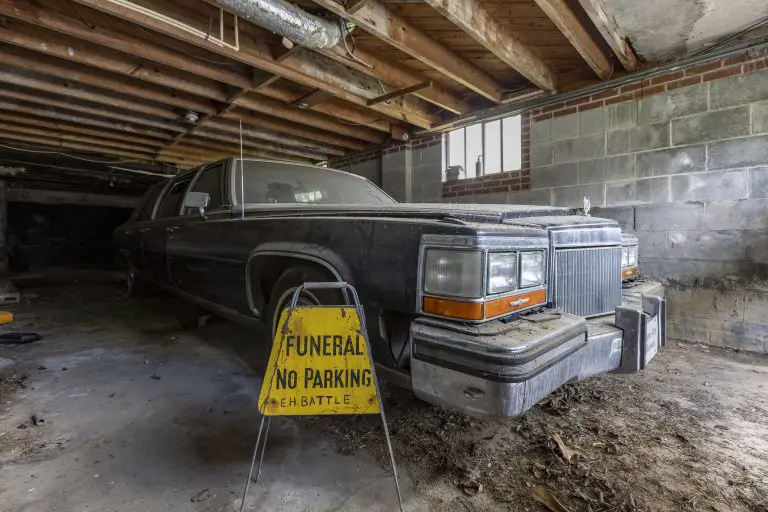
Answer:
[{"left": 245, "top": 242, "right": 354, "bottom": 316}]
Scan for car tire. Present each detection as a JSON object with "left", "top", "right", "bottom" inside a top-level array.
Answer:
[
  {"left": 124, "top": 255, "right": 149, "bottom": 298},
  {"left": 265, "top": 266, "right": 340, "bottom": 337}
]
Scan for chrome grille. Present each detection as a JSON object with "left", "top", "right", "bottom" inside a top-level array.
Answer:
[{"left": 553, "top": 246, "right": 622, "bottom": 317}]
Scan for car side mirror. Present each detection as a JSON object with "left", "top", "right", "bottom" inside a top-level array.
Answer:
[{"left": 184, "top": 191, "right": 210, "bottom": 219}]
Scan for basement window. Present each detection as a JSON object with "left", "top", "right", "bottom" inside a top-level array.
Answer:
[{"left": 444, "top": 115, "right": 522, "bottom": 180}]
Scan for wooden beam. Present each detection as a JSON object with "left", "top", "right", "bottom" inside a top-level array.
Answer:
[
  {"left": 312, "top": 0, "right": 506, "bottom": 101},
  {"left": 187, "top": 132, "right": 328, "bottom": 160},
  {"left": 70, "top": 0, "right": 437, "bottom": 128},
  {"left": 532, "top": 0, "right": 613, "bottom": 79},
  {"left": 273, "top": 39, "right": 303, "bottom": 62},
  {"left": 0, "top": 0, "right": 253, "bottom": 89},
  {"left": 290, "top": 90, "right": 333, "bottom": 108},
  {"left": 0, "top": 17, "right": 231, "bottom": 102},
  {"left": 367, "top": 81, "right": 432, "bottom": 106},
  {"left": 345, "top": 0, "right": 372, "bottom": 14},
  {"left": 0, "top": 131, "right": 154, "bottom": 161},
  {"left": 0, "top": 99, "right": 176, "bottom": 141},
  {"left": 235, "top": 94, "right": 383, "bottom": 143},
  {"left": 419, "top": 0, "right": 558, "bottom": 91},
  {"left": 220, "top": 109, "right": 363, "bottom": 152},
  {"left": 577, "top": 0, "right": 638, "bottom": 71},
  {"left": 0, "top": 113, "right": 165, "bottom": 149},
  {"left": 206, "top": 116, "right": 348, "bottom": 155},
  {"left": 258, "top": 85, "right": 396, "bottom": 135},
  {"left": 0, "top": 45, "right": 360, "bottom": 152},
  {"left": 321, "top": 45, "right": 471, "bottom": 115},
  {"left": 0, "top": 124, "right": 159, "bottom": 155},
  {"left": 0, "top": 84, "right": 184, "bottom": 134},
  {"left": 0, "top": 70, "right": 181, "bottom": 122},
  {"left": 0, "top": 45, "right": 217, "bottom": 115}
]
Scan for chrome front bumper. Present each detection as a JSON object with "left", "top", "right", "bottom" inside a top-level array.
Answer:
[{"left": 409, "top": 281, "right": 666, "bottom": 419}]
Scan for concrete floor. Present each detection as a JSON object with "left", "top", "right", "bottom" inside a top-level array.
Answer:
[
  {"left": 0, "top": 278, "right": 766, "bottom": 512},
  {"left": 0, "top": 280, "right": 410, "bottom": 512}
]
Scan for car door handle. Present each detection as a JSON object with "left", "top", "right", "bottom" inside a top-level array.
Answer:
[
  {"left": 166, "top": 226, "right": 179, "bottom": 233},
  {"left": 139, "top": 228, "right": 150, "bottom": 233}
]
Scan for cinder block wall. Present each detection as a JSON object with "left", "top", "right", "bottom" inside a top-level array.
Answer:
[
  {"left": 528, "top": 52, "right": 768, "bottom": 353},
  {"left": 331, "top": 135, "right": 443, "bottom": 202}
]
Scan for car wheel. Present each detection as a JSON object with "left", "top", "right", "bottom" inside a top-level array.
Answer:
[
  {"left": 124, "top": 255, "right": 148, "bottom": 298},
  {"left": 266, "top": 267, "right": 339, "bottom": 337}
]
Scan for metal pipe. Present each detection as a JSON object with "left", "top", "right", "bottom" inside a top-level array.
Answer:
[{"left": 210, "top": 0, "right": 341, "bottom": 49}]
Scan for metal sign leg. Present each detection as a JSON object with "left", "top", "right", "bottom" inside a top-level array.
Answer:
[{"left": 239, "top": 414, "right": 269, "bottom": 512}]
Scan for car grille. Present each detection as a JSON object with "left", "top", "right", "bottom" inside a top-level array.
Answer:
[{"left": 553, "top": 246, "right": 622, "bottom": 317}]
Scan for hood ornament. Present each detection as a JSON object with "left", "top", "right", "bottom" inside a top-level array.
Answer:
[{"left": 583, "top": 196, "right": 591, "bottom": 216}]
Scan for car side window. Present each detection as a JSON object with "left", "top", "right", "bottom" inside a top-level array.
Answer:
[
  {"left": 187, "top": 164, "right": 225, "bottom": 215},
  {"left": 156, "top": 174, "right": 194, "bottom": 219},
  {"left": 135, "top": 184, "right": 164, "bottom": 221}
]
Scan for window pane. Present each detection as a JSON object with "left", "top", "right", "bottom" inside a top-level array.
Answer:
[
  {"left": 447, "top": 128, "right": 465, "bottom": 177},
  {"left": 188, "top": 164, "right": 225, "bottom": 214},
  {"left": 233, "top": 160, "right": 393, "bottom": 205},
  {"left": 484, "top": 120, "right": 501, "bottom": 174},
  {"left": 156, "top": 175, "right": 193, "bottom": 219},
  {"left": 465, "top": 123, "right": 482, "bottom": 178},
  {"left": 502, "top": 115, "right": 522, "bottom": 172}
]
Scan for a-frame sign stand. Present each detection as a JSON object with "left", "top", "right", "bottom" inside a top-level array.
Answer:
[{"left": 239, "top": 282, "right": 404, "bottom": 512}]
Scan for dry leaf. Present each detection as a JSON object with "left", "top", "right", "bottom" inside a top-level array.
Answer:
[
  {"left": 550, "top": 433, "right": 587, "bottom": 463},
  {"left": 532, "top": 486, "right": 572, "bottom": 512}
]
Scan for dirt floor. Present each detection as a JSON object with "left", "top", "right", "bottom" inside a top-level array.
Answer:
[{"left": 0, "top": 278, "right": 767, "bottom": 512}]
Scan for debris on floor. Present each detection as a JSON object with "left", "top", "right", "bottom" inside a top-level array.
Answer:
[{"left": 0, "top": 283, "right": 767, "bottom": 512}]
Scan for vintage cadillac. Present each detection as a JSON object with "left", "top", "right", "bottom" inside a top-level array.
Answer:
[{"left": 114, "top": 157, "right": 665, "bottom": 418}]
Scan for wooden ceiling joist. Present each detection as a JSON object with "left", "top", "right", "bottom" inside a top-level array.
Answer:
[
  {"left": 576, "top": 0, "right": 638, "bottom": 71},
  {"left": 0, "top": 99, "right": 177, "bottom": 141},
  {"left": 531, "top": 0, "right": 613, "bottom": 79},
  {"left": 0, "top": 85, "right": 185, "bottom": 134},
  {"left": 0, "top": 70, "right": 183, "bottom": 123},
  {"left": 311, "top": 0, "right": 507, "bottom": 102},
  {"left": 68, "top": 0, "right": 435, "bottom": 130},
  {"left": 420, "top": 0, "right": 558, "bottom": 92},
  {"left": 0, "top": 46, "right": 217, "bottom": 115},
  {"left": 0, "top": 17, "right": 232, "bottom": 103},
  {"left": 320, "top": 45, "right": 471, "bottom": 115},
  {"left": 0, "top": 0, "right": 254, "bottom": 89},
  {"left": 0, "top": 113, "right": 167, "bottom": 149},
  {"left": 0, "top": 124, "right": 160, "bottom": 156},
  {"left": 233, "top": 94, "right": 385, "bottom": 144}
]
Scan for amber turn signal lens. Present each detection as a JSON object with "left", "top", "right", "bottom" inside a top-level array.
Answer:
[
  {"left": 622, "top": 267, "right": 637, "bottom": 280},
  {"left": 484, "top": 289, "right": 547, "bottom": 319},
  {"left": 422, "top": 296, "right": 484, "bottom": 320}
]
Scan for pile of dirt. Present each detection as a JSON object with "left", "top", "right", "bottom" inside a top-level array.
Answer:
[{"left": 301, "top": 345, "right": 768, "bottom": 512}]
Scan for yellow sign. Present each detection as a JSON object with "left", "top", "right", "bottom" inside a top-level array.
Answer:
[{"left": 258, "top": 306, "right": 380, "bottom": 416}]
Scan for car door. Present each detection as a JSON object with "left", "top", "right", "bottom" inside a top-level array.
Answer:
[
  {"left": 167, "top": 162, "right": 242, "bottom": 310},
  {"left": 126, "top": 183, "right": 165, "bottom": 274},
  {"left": 144, "top": 172, "right": 196, "bottom": 286}
]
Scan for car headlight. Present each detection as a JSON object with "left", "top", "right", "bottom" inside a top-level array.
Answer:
[
  {"left": 621, "top": 245, "right": 638, "bottom": 268},
  {"left": 423, "top": 249, "right": 484, "bottom": 298},
  {"left": 487, "top": 252, "right": 518, "bottom": 294},
  {"left": 520, "top": 251, "right": 546, "bottom": 287}
]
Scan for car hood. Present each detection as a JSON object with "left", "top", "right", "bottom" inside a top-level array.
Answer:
[{"left": 242, "top": 203, "right": 575, "bottom": 224}]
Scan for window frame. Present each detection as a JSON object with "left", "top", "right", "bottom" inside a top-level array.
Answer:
[
  {"left": 153, "top": 170, "right": 197, "bottom": 220},
  {"left": 445, "top": 114, "right": 522, "bottom": 180},
  {"left": 184, "top": 162, "right": 229, "bottom": 215}
]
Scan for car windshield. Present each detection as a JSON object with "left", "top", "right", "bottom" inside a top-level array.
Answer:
[{"left": 232, "top": 160, "right": 394, "bottom": 206}]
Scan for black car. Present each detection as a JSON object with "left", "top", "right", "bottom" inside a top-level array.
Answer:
[{"left": 114, "top": 157, "right": 665, "bottom": 418}]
